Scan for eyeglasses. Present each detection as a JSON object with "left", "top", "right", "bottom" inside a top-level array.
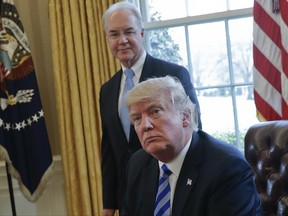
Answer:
[{"left": 107, "top": 29, "right": 139, "bottom": 40}]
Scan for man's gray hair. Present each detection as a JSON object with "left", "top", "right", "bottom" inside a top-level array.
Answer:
[
  {"left": 126, "top": 76, "right": 198, "bottom": 130},
  {"left": 102, "top": 1, "right": 144, "bottom": 32}
]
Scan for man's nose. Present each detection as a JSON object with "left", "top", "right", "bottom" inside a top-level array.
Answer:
[
  {"left": 119, "top": 33, "right": 128, "bottom": 44},
  {"left": 141, "top": 116, "right": 153, "bottom": 132}
]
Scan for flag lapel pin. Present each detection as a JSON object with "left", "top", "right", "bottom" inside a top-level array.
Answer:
[{"left": 186, "top": 178, "right": 192, "bottom": 186}]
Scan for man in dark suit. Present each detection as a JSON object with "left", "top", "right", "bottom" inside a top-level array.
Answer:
[
  {"left": 100, "top": 2, "right": 201, "bottom": 216},
  {"left": 122, "top": 76, "right": 263, "bottom": 216}
]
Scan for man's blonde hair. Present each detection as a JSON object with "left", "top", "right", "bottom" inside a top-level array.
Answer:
[{"left": 126, "top": 76, "right": 198, "bottom": 130}]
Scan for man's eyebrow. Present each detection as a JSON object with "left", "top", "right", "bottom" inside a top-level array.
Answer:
[
  {"left": 129, "top": 110, "right": 138, "bottom": 116},
  {"left": 129, "top": 102, "right": 156, "bottom": 115},
  {"left": 108, "top": 27, "right": 135, "bottom": 32},
  {"left": 145, "top": 101, "right": 163, "bottom": 111},
  {"left": 125, "top": 27, "right": 135, "bottom": 31}
]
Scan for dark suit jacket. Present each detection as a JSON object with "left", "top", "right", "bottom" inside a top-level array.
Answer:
[
  {"left": 99, "top": 54, "right": 202, "bottom": 209},
  {"left": 122, "top": 130, "right": 263, "bottom": 216}
]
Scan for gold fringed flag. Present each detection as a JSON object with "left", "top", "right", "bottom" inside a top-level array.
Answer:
[
  {"left": 253, "top": 0, "right": 288, "bottom": 121},
  {"left": 0, "top": 0, "right": 54, "bottom": 202}
]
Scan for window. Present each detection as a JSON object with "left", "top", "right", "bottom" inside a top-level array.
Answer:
[{"left": 132, "top": 0, "right": 257, "bottom": 152}]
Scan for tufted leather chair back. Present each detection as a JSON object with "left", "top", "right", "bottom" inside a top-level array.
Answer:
[{"left": 244, "top": 120, "right": 288, "bottom": 216}]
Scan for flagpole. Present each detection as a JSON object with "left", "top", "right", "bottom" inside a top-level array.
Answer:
[{"left": 5, "top": 163, "right": 17, "bottom": 216}]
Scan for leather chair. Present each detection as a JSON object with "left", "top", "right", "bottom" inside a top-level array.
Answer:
[{"left": 244, "top": 120, "right": 288, "bottom": 216}]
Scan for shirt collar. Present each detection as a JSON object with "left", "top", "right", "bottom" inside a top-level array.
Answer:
[
  {"left": 121, "top": 51, "right": 146, "bottom": 81},
  {"left": 159, "top": 135, "right": 193, "bottom": 178}
]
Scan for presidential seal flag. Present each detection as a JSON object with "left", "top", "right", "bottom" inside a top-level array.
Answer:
[
  {"left": 0, "top": 0, "right": 54, "bottom": 202},
  {"left": 253, "top": 0, "right": 288, "bottom": 121}
]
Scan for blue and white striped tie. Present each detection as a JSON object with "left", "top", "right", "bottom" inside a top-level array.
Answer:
[
  {"left": 119, "top": 68, "right": 134, "bottom": 140},
  {"left": 154, "top": 164, "right": 172, "bottom": 216}
]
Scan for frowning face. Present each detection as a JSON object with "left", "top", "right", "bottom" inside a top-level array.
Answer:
[{"left": 128, "top": 93, "right": 189, "bottom": 163}]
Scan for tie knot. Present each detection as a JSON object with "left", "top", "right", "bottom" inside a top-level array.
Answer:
[
  {"left": 125, "top": 69, "right": 134, "bottom": 79},
  {"left": 161, "top": 164, "right": 172, "bottom": 178}
]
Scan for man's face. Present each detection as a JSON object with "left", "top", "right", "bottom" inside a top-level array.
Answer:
[
  {"left": 129, "top": 93, "right": 189, "bottom": 162},
  {"left": 105, "top": 10, "right": 144, "bottom": 68}
]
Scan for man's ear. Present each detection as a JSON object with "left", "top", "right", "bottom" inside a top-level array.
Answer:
[
  {"left": 182, "top": 111, "right": 190, "bottom": 127},
  {"left": 141, "top": 28, "right": 144, "bottom": 37}
]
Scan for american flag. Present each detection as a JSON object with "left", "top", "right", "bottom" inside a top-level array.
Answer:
[{"left": 253, "top": 0, "right": 288, "bottom": 121}]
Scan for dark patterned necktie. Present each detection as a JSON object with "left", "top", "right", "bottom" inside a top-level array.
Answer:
[{"left": 154, "top": 164, "right": 172, "bottom": 216}]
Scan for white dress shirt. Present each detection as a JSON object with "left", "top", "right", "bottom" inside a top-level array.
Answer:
[{"left": 158, "top": 135, "right": 192, "bottom": 211}]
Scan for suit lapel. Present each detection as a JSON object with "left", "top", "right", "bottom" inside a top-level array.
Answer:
[
  {"left": 141, "top": 158, "right": 159, "bottom": 215},
  {"left": 110, "top": 70, "right": 129, "bottom": 144},
  {"left": 108, "top": 69, "right": 122, "bottom": 118},
  {"left": 172, "top": 132, "right": 202, "bottom": 215},
  {"left": 139, "top": 54, "right": 157, "bottom": 82}
]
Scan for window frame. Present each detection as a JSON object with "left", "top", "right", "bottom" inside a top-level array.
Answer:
[{"left": 132, "top": 0, "right": 255, "bottom": 151}]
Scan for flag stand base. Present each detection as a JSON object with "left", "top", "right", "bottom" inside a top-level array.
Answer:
[{"left": 6, "top": 163, "right": 17, "bottom": 216}]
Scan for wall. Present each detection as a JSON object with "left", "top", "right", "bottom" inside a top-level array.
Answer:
[{"left": 0, "top": 156, "right": 67, "bottom": 215}]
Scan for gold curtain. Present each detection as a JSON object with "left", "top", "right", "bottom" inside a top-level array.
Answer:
[{"left": 48, "top": 0, "right": 120, "bottom": 215}]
